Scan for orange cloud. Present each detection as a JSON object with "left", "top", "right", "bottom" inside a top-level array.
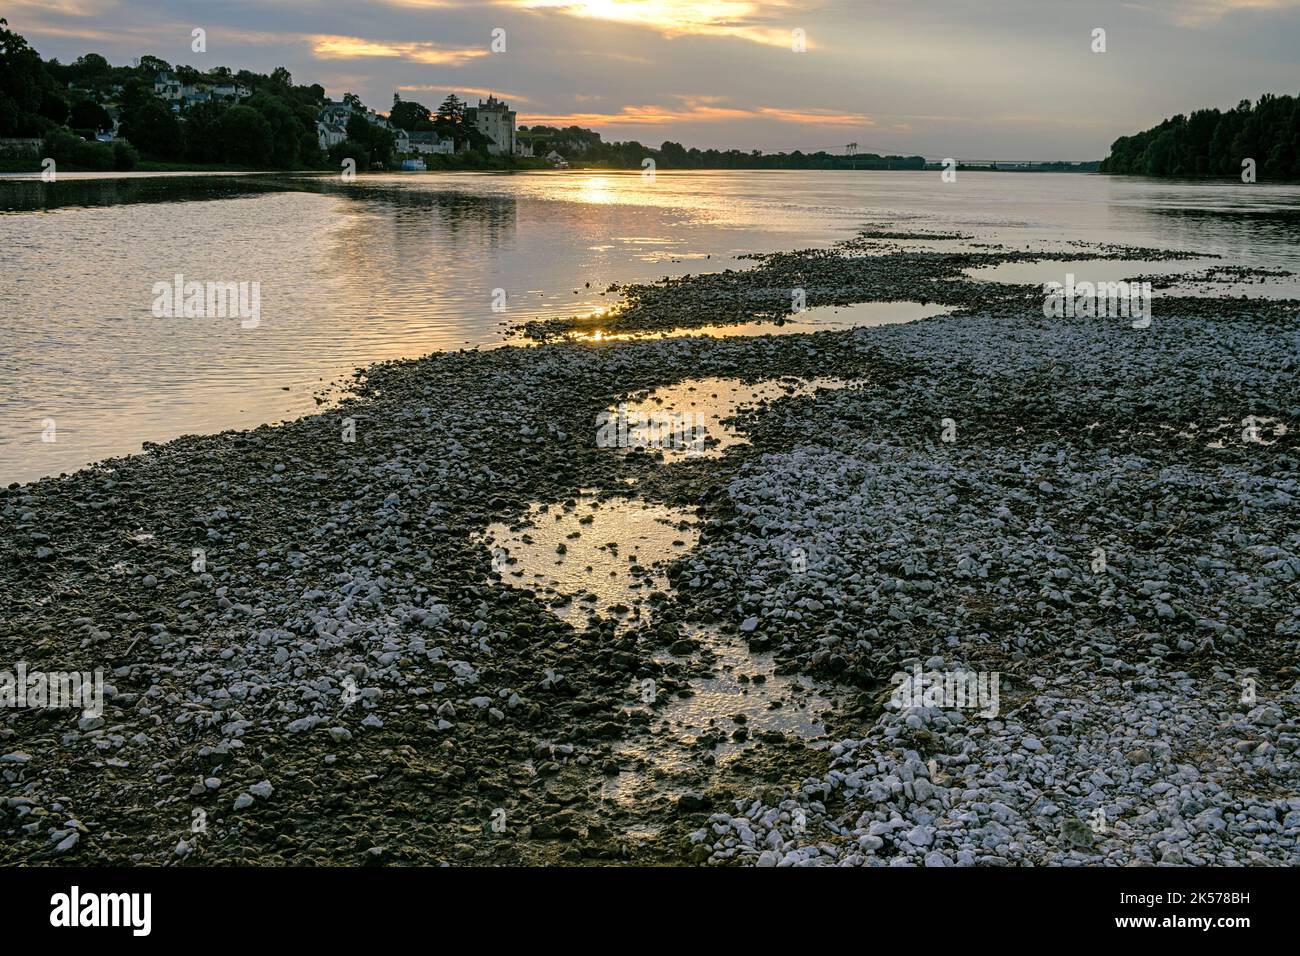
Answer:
[
  {"left": 506, "top": 0, "right": 813, "bottom": 48},
  {"left": 522, "top": 98, "right": 870, "bottom": 129},
  {"left": 310, "top": 34, "right": 488, "bottom": 65},
  {"left": 1158, "top": 0, "right": 1300, "bottom": 25},
  {"left": 4, "top": 0, "right": 116, "bottom": 17},
  {"left": 397, "top": 85, "right": 533, "bottom": 103},
  {"left": 756, "top": 106, "right": 872, "bottom": 127}
]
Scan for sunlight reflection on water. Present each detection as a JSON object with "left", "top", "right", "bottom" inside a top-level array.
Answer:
[{"left": 3, "top": 170, "right": 1298, "bottom": 482}]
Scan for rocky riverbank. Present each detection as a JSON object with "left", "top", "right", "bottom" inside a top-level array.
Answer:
[{"left": 2, "top": 233, "right": 1297, "bottom": 865}]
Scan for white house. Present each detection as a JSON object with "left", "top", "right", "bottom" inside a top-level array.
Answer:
[
  {"left": 316, "top": 121, "right": 347, "bottom": 151},
  {"left": 408, "top": 131, "right": 455, "bottom": 155},
  {"left": 320, "top": 100, "right": 355, "bottom": 126},
  {"left": 211, "top": 83, "right": 250, "bottom": 101},
  {"left": 153, "top": 72, "right": 182, "bottom": 100}
]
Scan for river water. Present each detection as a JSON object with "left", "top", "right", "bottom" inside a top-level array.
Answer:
[{"left": 2, "top": 169, "right": 1298, "bottom": 484}]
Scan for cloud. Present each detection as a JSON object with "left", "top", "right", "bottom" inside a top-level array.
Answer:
[
  {"left": 522, "top": 96, "right": 870, "bottom": 130},
  {"left": 3, "top": 0, "right": 118, "bottom": 18},
  {"left": 309, "top": 34, "right": 488, "bottom": 64},
  {"left": 1145, "top": 0, "right": 1300, "bottom": 26},
  {"left": 504, "top": 0, "right": 812, "bottom": 48},
  {"left": 398, "top": 84, "right": 533, "bottom": 103},
  {"left": 756, "top": 106, "right": 872, "bottom": 127}
]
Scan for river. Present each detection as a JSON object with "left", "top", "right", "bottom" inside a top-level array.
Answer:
[{"left": 2, "top": 168, "right": 1298, "bottom": 484}]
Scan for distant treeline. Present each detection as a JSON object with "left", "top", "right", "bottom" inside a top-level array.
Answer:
[
  {"left": 516, "top": 126, "right": 924, "bottom": 169},
  {"left": 1100, "top": 93, "right": 1300, "bottom": 179}
]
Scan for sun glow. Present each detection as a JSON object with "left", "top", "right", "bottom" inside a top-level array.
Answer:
[
  {"left": 310, "top": 34, "right": 488, "bottom": 64},
  {"left": 510, "top": 0, "right": 802, "bottom": 47}
]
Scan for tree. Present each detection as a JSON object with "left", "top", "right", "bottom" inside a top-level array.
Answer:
[
  {"left": 37, "top": 87, "right": 68, "bottom": 125},
  {"left": 659, "top": 140, "right": 688, "bottom": 167},
  {"left": 389, "top": 94, "right": 431, "bottom": 131},
  {"left": 218, "top": 105, "right": 272, "bottom": 166},
  {"left": 436, "top": 93, "right": 465, "bottom": 126},
  {"left": 345, "top": 112, "right": 372, "bottom": 143},
  {"left": 118, "top": 97, "right": 182, "bottom": 159},
  {"left": 270, "top": 66, "right": 292, "bottom": 88},
  {"left": 71, "top": 53, "right": 111, "bottom": 87},
  {"left": 69, "top": 98, "right": 111, "bottom": 131},
  {"left": 42, "top": 126, "right": 118, "bottom": 169},
  {"left": 183, "top": 99, "right": 228, "bottom": 163},
  {"left": 0, "top": 18, "right": 58, "bottom": 135},
  {"left": 345, "top": 112, "right": 394, "bottom": 167},
  {"left": 250, "top": 93, "right": 306, "bottom": 167},
  {"left": 434, "top": 94, "right": 475, "bottom": 149},
  {"left": 112, "top": 140, "right": 138, "bottom": 170},
  {"left": 137, "top": 55, "right": 171, "bottom": 76},
  {"left": 1101, "top": 93, "right": 1300, "bottom": 180},
  {"left": 329, "top": 138, "right": 370, "bottom": 169}
]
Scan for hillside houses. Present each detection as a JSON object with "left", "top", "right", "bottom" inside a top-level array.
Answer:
[
  {"left": 316, "top": 120, "right": 347, "bottom": 151},
  {"left": 319, "top": 100, "right": 353, "bottom": 126},
  {"left": 153, "top": 72, "right": 249, "bottom": 105},
  {"left": 311, "top": 90, "right": 543, "bottom": 166},
  {"left": 315, "top": 99, "right": 412, "bottom": 153}
]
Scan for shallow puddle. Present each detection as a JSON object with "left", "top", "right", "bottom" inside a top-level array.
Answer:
[
  {"left": 600, "top": 625, "right": 835, "bottom": 809},
  {"left": 562, "top": 300, "right": 953, "bottom": 342},
  {"left": 649, "top": 626, "right": 832, "bottom": 751},
  {"left": 601, "top": 375, "right": 862, "bottom": 459},
  {"left": 966, "top": 257, "right": 1300, "bottom": 298},
  {"left": 483, "top": 496, "right": 698, "bottom": 628},
  {"left": 966, "top": 257, "right": 1202, "bottom": 286}
]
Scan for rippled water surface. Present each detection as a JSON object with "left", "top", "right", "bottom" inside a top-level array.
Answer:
[
  {"left": 3, "top": 169, "right": 1299, "bottom": 483},
  {"left": 484, "top": 496, "right": 697, "bottom": 630}
]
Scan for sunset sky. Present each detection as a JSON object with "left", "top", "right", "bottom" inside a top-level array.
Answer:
[{"left": 10, "top": 0, "right": 1300, "bottom": 159}]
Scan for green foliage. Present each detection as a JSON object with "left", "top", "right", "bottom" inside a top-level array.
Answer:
[
  {"left": 341, "top": 113, "right": 394, "bottom": 168},
  {"left": 389, "top": 94, "right": 431, "bottom": 131},
  {"left": 1, "top": 21, "right": 325, "bottom": 168},
  {"left": 183, "top": 100, "right": 229, "bottom": 163},
  {"left": 435, "top": 94, "right": 477, "bottom": 150},
  {"left": 1101, "top": 94, "right": 1300, "bottom": 179},
  {"left": 514, "top": 123, "right": 923, "bottom": 170},
  {"left": 138, "top": 55, "right": 171, "bottom": 75},
  {"left": 0, "top": 17, "right": 63, "bottom": 135},
  {"left": 112, "top": 139, "right": 138, "bottom": 170},
  {"left": 38, "top": 87, "right": 68, "bottom": 125},
  {"left": 69, "top": 98, "right": 111, "bottom": 131},
  {"left": 119, "top": 97, "right": 182, "bottom": 160},
  {"left": 328, "top": 138, "right": 370, "bottom": 169},
  {"left": 40, "top": 126, "right": 121, "bottom": 170},
  {"left": 217, "top": 105, "right": 272, "bottom": 166},
  {"left": 249, "top": 93, "right": 311, "bottom": 168}
]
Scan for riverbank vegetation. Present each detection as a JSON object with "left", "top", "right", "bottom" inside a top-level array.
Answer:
[{"left": 1100, "top": 93, "right": 1299, "bottom": 178}]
